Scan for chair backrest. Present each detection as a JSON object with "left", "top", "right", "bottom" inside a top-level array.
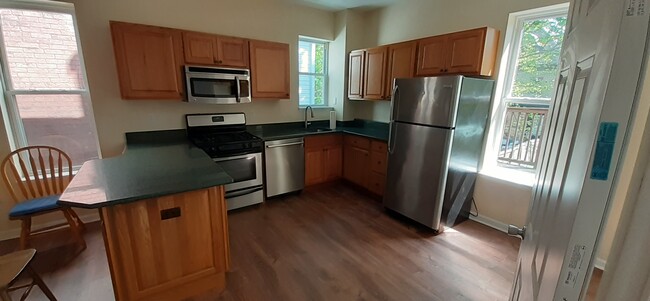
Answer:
[{"left": 1, "top": 146, "right": 73, "bottom": 204}]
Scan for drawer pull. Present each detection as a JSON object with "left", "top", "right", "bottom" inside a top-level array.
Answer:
[{"left": 160, "top": 207, "right": 181, "bottom": 220}]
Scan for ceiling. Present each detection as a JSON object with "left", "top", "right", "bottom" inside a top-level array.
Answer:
[{"left": 286, "top": 0, "right": 397, "bottom": 11}]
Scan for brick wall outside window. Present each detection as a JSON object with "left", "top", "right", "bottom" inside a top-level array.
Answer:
[{"left": 0, "top": 8, "right": 98, "bottom": 165}]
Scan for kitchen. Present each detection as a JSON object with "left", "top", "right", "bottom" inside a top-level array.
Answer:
[{"left": 0, "top": 0, "right": 648, "bottom": 300}]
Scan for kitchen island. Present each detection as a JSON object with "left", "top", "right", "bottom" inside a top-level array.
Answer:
[{"left": 59, "top": 130, "right": 233, "bottom": 301}]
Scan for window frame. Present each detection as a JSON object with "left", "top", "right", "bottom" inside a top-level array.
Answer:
[
  {"left": 298, "top": 36, "right": 329, "bottom": 108},
  {"left": 0, "top": 1, "right": 101, "bottom": 170},
  {"left": 480, "top": 3, "right": 570, "bottom": 186}
]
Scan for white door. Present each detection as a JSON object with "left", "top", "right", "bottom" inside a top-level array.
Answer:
[{"left": 510, "top": 0, "right": 650, "bottom": 300}]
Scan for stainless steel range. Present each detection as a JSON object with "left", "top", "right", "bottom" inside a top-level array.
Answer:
[{"left": 186, "top": 113, "right": 264, "bottom": 210}]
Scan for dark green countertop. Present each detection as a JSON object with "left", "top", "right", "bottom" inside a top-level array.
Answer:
[
  {"left": 58, "top": 130, "right": 233, "bottom": 209},
  {"left": 247, "top": 119, "right": 389, "bottom": 142}
]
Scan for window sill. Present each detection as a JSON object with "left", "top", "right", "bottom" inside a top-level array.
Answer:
[
  {"left": 479, "top": 165, "right": 536, "bottom": 187},
  {"left": 299, "top": 106, "right": 333, "bottom": 110}
]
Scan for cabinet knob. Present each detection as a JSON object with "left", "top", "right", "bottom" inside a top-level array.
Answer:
[{"left": 440, "top": 69, "right": 444, "bottom": 72}]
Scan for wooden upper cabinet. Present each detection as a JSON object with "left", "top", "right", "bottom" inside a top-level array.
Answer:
[
  {"left": 110, "top": 21, "right": 185, "bottom": 100},
  {"left": 216, "top": 36, "right": 249, "bottom": 68},
  {"left": 417, "top": 27, "right": 499, "bottom": 77},
  {"left": 249, "top": 40, "right": 290, "bottom": 99},
  {"left": 363, "top": 47, "right": 388, "bottom": 100},
  {"left": 446, "top": 27, "right": 499, "bottom": 76},
  {"left": 386, "top": 41, "right": 417, "bottom": 97},
  {"left": 183, "top": 32, "right": 249, "bottom": 67},
  {"left": 183, "top": 31, "right": 217, "bottom": 65},
  {"left": 348, "top": 50, "right": 365, "bottom": 100},
  {"left": 416, "top": 35, "right": 448, "bottom": 76}
]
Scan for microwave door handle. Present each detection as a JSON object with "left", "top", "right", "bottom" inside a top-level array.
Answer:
[{"left": 235, "top": 76, "right": 241, "bottom": 103}]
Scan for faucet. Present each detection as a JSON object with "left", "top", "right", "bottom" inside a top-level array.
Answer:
[{"left": 304, "top": 106, "right": 314, "bottom": 129}]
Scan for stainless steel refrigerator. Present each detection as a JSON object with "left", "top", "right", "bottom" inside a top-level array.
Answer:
[{"left": 384, "top": 75, "right": 494, "bottom": 232}]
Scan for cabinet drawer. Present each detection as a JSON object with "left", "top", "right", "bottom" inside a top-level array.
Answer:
[
  {"left": 305, "top": 134, "right": 342, "bottom": 149},
  {"left": 368, "top": 171, "right": 386, "bottom": 196},
  {"left": 371, "top": 150, "right": 387, "bottom": 174},
  {"left": 371, "top": 140, "right": 387, "bottom": 153},
  {"left": 344, "top": 135, "right": 370, "bottom": 149}
]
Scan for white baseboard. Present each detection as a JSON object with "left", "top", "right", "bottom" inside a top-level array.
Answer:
[
  {"left": 0, "top": 212, "right": 100, "bottom": 241},
  {"left": 469, "top": 215, "right": 608, "bottom": 270},
  {"left": 469, "top": 214, "right": 509, "bottom": 233}
]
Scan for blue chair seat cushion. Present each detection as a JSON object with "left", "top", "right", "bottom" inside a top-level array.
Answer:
[{"left": 9, "top": 195, "right": 61, "bottom": 218}]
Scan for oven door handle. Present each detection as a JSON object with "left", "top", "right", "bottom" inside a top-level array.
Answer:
[
  {"left": 266, "top": 142, "right": 304, "bottom": 148},
  {"left": 235, "top": 76, "right": 241, "bottom": 103},
  {"left": 225, "top": 186, "right": 264, "bottom": 199}
]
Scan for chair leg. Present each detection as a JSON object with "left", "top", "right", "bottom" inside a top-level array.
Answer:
[
  {"left": 27, "top": 266, "right": 56, "bottom": 301},
  {"left": 66, "top": 209, "right": 86, "bottom": 232},
  {"left": 61, "top": 210, "right": 86, "bottom": 251},
  {"left": 19, "top": 218, "right": 31, "bottom": 250}
]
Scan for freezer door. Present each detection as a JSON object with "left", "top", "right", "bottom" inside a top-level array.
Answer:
[
  {"left": 384, "top": 122, "right": 454, "bottom": 231},
  {"left": 391, "top": 76, "right": 462, "bottom": 128}
]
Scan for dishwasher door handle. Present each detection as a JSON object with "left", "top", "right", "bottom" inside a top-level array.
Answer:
[{"left": 266, "top": 142, "right": 304, "bottom": 148}]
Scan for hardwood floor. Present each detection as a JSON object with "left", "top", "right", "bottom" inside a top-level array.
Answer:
[{"left": 1, "top": 183, "right": 522, "bottom": 300}]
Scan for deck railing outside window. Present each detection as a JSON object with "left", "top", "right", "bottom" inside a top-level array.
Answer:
[{"left": 498, "top": 107, "right": 548, "bottom": 169}]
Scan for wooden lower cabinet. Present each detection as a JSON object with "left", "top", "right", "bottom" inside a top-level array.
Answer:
[
  {"left": 305, "top": 134, "right": 343, "bottom": 186},
  {"left": 343, "top": 137, "right": 388, "bottom": 197},
  {"left": 100, "top": 186, "right": 229, "bottom": 301}
]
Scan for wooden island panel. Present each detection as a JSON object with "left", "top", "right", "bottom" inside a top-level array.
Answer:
[{"left": 100, "top": 186, "right": 229, "bottom": 301}]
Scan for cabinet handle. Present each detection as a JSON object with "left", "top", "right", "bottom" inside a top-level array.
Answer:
[
  {"left": 444, "top": 69, "right": 449, "bottom": 72},
  {"left": 440, "top": 69, "right": 444, "bottom": 72}
]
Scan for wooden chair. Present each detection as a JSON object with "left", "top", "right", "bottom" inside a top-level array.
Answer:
[
  {"left": 0, "top": 248, "right": 57, "bottom": 301},
  {"left": 1, "top": 146, "right": 86, "bottom": 251}
]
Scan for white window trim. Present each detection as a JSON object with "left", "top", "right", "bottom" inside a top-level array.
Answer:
[
  {"left": 0, "top": 0, "right": 102, "bottom": 171},
  {"left": 480, "top": 2, "right": 570, "bottom": 187},
  {"left": 298, "top": 36, "right": 329, "bottom": 108}
]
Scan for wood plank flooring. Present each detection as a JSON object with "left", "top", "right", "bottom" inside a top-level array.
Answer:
[{"left": 1, "top": 183, "right": 522, "bottom": 300}]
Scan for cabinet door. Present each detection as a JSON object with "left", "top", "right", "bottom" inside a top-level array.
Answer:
[
  {"left": 363, "top": 47, "right": 388, "bottom": 100},
  {"left": 343, "top": 145, "right": 369, "bottom": 188},
  {"left": 368, "top": 171, "right": 386, "bottom": 196},
  {"left": 305, "top": 147, "right": 324, "bottom": 186},
  {"left": 216, "top": 36, "right": 249, "bottom": 68},
  {"left": 386, "top": 41, "right": 417, "bottom": 97},
  {"left": 415, "top": 35, "right": 448, "bottom": 76},
  {"left": 324, "top": 145, "right": 343, "bottom": 181},
  {"left": 182, "top": 31, "right": 217, "bottom": 65},
  {"left": 445, "top": 28, "right": 487, "bottom": 75},
  {"left": 348, "top": 50, "right": 365, "bottom": 99},
  {"left": 249, "top": 40, "right": 290, "bottom": 99},
  {"left": 110, "top": 21, "right": 185, "bottom": 100}
]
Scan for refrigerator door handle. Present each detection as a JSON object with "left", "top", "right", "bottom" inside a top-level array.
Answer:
[
  {"left": 388, "top": 121, "right": 396, "bottom": 155},
  {"left": 390, "top": 85, "right": 399, "bottom": 122}
]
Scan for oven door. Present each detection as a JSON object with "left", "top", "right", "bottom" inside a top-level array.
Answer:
[
  {"left": 186, "top": 73, "right": 251, "bottom": 104},
  {"left": 213, "top": 152, "right": 262, "bottom": 191}
]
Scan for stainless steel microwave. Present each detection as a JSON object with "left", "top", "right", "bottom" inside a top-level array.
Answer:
[{"left": 184, "top": 65, "right": 252, "bottom": 104}]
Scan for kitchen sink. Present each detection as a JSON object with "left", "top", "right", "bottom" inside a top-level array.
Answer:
[{"left": 305, "top": 127, "right": 334, "bottom": 133}]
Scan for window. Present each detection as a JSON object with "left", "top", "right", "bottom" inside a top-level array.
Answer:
[
  {"left": 486, "top": 4, "right": 568, "bottom": 179},
  {"left": 0, "top": 2, "right": 99, "bottom": 168},
  {"left": 298, "top": 37, "right": 328, "bottom": 107}
]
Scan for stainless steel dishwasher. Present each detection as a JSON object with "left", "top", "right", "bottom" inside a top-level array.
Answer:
[{"left": 264, "top": 137, "right": 305, "bottom": 197}]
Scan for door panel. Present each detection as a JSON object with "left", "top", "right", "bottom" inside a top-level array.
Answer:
[
  {"left": 416, "top": 35, "right": 447, "bottom": 76},
  {"left": 393, "top": 76, "right": 461, "bottom": 128},
  {"left": 386, "top": 41, "right": 417, "bottom": 98},
  {"left": 511, "top": 0, "right": 650, "bottom": 299},
  {"left": 249, "top": 40, "right": 290, "bottom": 99},
  {"left": 446, "top": 29, "right": 485, "bottom": 74},
  {"left": 216, "top": 36, "right": 249, "bottom": 67},
  {"left": 183, "top": 31, "right": 216, "bottom": 65},
  {"left": 348, "top": 50, "right": 365, "bottom": 99},
  {"left": 305, "top": 148, "right": 324, "bottom": 186},
  {"left": 324, "top": 146, "right": 343, "bottom": 181},
  {"left": 363, "top": 47, "right": 388, "bottom": 100},
  {"left": 384, "top": 122, "right": 453, "bottom": 230}
]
